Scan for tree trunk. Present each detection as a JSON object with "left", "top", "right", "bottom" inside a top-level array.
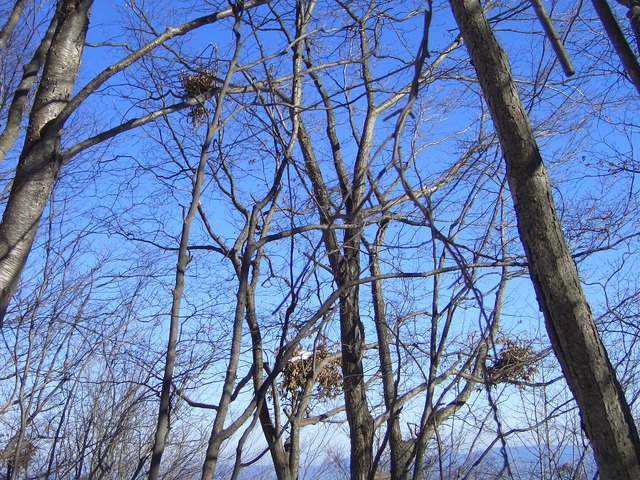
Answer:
[
  {"left": 0, "top": 0, "right": 26, "bottom": 51},
  {"left": 337, "top": 241, "right": 373, "bottom": 480},
  {"left": 614, "top": 0, "right": 640, "bottom": 53},
  {"left": 0, "top": 12, "right": 59, "bottom": 164},
  {"left": 148, "top": 105, "right": 218, "bottom": 480},
  {"left": 0, "top": 0, "right": 93, "bottom": 325},
  {"left": 366, "top": 227, "right": 411, "bottom": 480},
  {"left": 623, "top": 0, "right": 640, "bottom": 52},
  {"left": 592, "top": 0, "right": 640, "bottom": 94},
  {"left": 297, "top": 124, "right": 374, "bottom": 480},
  {"left": 448, "top": 0, "right": 640, "bottom": 478}
]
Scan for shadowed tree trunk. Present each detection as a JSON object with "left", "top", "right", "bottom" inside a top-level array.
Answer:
[
  {"left": 592, "top": 0, "right": 640, "bottom": 93},
  {"left": 297, "top": 123, "right": 374, "bottom": 480},
  {"left": 0, "top": 0, "right": 26, "bottom": 51},
  {"left": 449, "top": 0, "right": 640, "bottom": 478}
]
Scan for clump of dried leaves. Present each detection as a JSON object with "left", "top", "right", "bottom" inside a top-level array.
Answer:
[
  {"left": 488, "top": 338, "right": 539, "bottom": 384},
  {"left": 179, "top": 69, "right": 216, "bottom": 127},
  {"left": 280, "top": 345, "right": 342, "bottom": 400},
  {"left": 0, "top": 434, "right": 36, "bottom": 471}
]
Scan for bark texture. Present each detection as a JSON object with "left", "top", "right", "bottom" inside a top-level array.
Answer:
[
  {"left": 616, "top": 0, "right": 640, "bottom": 52},
  {"left": 0, "top": 14, "right": 59, "bottom": 165},
  {"left": 0, "top": 0, "right": 93, "bottom": 325},
  {"left": 449, "top": 0, "right": 640, "bottom": 478},
  {"left": 297, "top": 123, "right": 374, "bottom": 480},
  {"left": 592, "top": 0, "right": 640, "bottom": 93},
  {"left": 0, "top": 0, "right": 26, "bottom": 51}
]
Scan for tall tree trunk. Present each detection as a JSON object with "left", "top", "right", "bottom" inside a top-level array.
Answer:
[
  {"left": 297, "top": 124, "right": 374, "bottom": 480},
  {"left": 337, "top": 231, "right": 373, "bottom": 480},
  {"left": 592, "top": 0, "right": 640, "bottom": 93},
  {"left": 0, "top": 0, "right": 26, "bottom": 51},
  {"left": 366, "top": 226, "right": 411, "bottom": 480},
  {"left": 0, "top": 0, "right": 93, "bottom": 325},
  {"left": 148, "top": 110, "right": 218, "bottom": 480},
  {"left": 0, "top": 13, "right": 59, "bottom": 165},
  {"left": 619, "top": 0, "right": 640, "bottom": 52},
  {"left": 449, "top": 0, "right": 640, "bottom": 478}
]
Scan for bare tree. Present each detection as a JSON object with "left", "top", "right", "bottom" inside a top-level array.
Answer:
[
  {"left": 1, "top": 2, "right": 639, "bottom": 479},
  {"left": 0, "top": 0, "right": 270, "bottom": 326},
  {"left": 0, "top": 0, "right": 93, "bottom": 323},
  {"left": 449, "top": 0, "right": 640, "bottom": 477}
]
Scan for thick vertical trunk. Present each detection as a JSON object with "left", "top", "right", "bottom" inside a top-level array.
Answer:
[
  {"left": 367, "top": 228, "right": 411, "bottom": 480},
  {"left": 0, "top": 0, "right": 92, "bottom": 325},
  {"left": 337, "top": 244, "right": 374, "bottom": 480},
  {"left": 297, "top": 124, "right": 374, "bottom": 480},
  {"left": 449, "top": 0, "right": 640, "bottom": 478}
]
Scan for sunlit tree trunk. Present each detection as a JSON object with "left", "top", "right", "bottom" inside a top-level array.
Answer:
[
  {"left": 0, "top": 14, "right": 58, "bottom": 165},
  {"left": 0, "top": 0, "right": 92, "bottom": 325},
  {"left": 0, "top": 0, "right": 26, "bottom": 51},
  {"left": 449, "top": 0, "right": 640, "bottom": 478}
]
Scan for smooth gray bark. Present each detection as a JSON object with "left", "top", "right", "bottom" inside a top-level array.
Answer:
[
  {"left": 0, "top": 0, "right": 26, "bottom": 51},
  {"left": 449, "top": 0, "right": 640, "bottom": 478},
  {"left": 0, "top": 0, "right": 93, "bottom": 325},
  {"left": 529, "top": 0, "right": 574, "bottom": 76},
  {"left": 0, "top": 14, "right": 59, "bottom": 164}
]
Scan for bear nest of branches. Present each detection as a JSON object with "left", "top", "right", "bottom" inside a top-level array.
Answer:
[
  {"left": 487, "top": 338, "right": 539, "bottom": 385},
  {"left": 280, "top": 346, "right": 342, "bottom": 401},
  {"left": 179, "top": 69, "right": 216, "bottom": 127},
  {"left": 0, "top": 435, "right": 36, "bottom": 469}
]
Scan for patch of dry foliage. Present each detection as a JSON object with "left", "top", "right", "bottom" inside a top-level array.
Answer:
[{"left": 280, "top": 345, "right": 342, "bottom": 400}]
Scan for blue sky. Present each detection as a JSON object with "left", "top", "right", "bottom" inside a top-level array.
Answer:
[{"left": 2, "top": 0, "right": 638, "bottom": 475}]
